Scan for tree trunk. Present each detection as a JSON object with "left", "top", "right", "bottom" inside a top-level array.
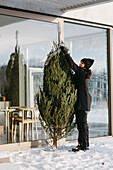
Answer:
[{"left": 53, "top": 135, "right": 57, "bottom": 148}]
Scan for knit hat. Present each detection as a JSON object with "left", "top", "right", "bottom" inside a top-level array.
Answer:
[{"left": 81, "top": 58, "right": 94, "bottom": 69}]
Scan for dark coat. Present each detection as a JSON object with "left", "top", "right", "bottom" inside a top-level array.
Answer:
[{"left": 66, "top": 55, "right": 91, "bottom": 111}]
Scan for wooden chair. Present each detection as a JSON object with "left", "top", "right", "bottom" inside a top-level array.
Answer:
[{"left": 11, "top": 107, "right": 38, "bottom": 142}]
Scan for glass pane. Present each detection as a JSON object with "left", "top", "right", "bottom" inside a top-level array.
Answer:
[
  {"left": 64, "top": 22, "right": 108, "bottom": 141},
  {"left": 0, "top": 14, "right": 57, "bottom": 144}
]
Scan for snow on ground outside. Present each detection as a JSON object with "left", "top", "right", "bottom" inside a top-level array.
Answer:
[{"left": 0, "top": 137, "right": 113, "bottom": 170}]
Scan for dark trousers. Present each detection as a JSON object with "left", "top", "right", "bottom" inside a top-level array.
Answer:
[{"left": 75, "top": 110, "right": 89, "bottom": 149}]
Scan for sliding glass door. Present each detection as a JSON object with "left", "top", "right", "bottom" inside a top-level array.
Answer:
[
  {"left": 64, "top": 22, "right": 108, "bottom": 140},
  {"left": 0, "top": 14, "right": 58, "bottom": 144}
]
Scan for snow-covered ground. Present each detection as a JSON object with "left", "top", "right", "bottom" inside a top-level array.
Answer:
[{"left": 0, "top": 137, "right": 113, "bottom": 170}]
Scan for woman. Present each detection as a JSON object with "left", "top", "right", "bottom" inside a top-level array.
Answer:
[{"left": 66, "top": 54, "right": 94, "bottom": 151}]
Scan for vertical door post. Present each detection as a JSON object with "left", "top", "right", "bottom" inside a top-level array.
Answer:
[
  {"left": 107, "top": 29, "right": 113, "bottom": 136},
  {"left": 58, "top": 20, "right": 64, "bottom": 44}
]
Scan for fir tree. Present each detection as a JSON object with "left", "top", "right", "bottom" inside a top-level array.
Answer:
[
  {"left": 37, "top": 43, "right": 77, "bottom": 148},
  {"left": 5, "top": 46, "right": 20, "bottom": 106}
]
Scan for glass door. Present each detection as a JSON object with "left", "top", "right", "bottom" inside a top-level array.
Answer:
[
  {"left": 64, "top": 22, "right": 108, "bottom": 140},
  {"left": 0, "top": 14, "right": 58, "bottom": 144}
]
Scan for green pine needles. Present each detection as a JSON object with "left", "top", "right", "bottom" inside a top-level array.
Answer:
[{"left": 37, "top": 43, "right": 77, "bottom": 148}]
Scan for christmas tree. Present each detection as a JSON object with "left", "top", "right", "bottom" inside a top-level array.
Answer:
[
  {"left": 37, "top": 43, "right": 77, "bottom": 148},
  {"left": 5, "top": 45, "right": 19, "bottom": 106},
  {"left": 5, "top": 30, "right": 25, "bottom": 106}
]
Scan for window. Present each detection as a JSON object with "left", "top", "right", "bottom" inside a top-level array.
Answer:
[
  {"left": 64, "top": 22, "right": 108, "bottom": 140},
  {"left": 0, "top": 14, "right": 58, "bottom": 144}
]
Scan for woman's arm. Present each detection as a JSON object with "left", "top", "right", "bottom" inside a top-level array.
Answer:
[{"left": 65, "top": 53, "right": 78, "bottom": 72}]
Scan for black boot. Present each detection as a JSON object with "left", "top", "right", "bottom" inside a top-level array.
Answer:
[
  {"left": 72, "top": 145, "right": 81, "bottom": 152},
  {"left": 72, "top": 145, "right": 89, "bottom": 152}
]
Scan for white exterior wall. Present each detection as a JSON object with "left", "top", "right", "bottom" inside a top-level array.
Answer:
[{"left": 62, "top": 2, "right": 113, "bottom": 26}]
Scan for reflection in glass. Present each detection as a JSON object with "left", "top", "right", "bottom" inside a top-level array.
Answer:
[
  {"left": 64, "top": 22, "right": 108, "bottom": 140},
  {"left": 0, "top": 15, "right": 57, "bottom": 144}
]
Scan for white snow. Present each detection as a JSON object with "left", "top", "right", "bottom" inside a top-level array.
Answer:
[
  {"left": 0, "top": 137, "right": 113, "bottom": 170},
  {"left": 0, "top": 152, "right": 9, "bottom": 159}
]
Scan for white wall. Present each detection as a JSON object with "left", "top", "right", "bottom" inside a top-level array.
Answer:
[{"left": 62, "top": 2, "right": 113, "bottom": 26}]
